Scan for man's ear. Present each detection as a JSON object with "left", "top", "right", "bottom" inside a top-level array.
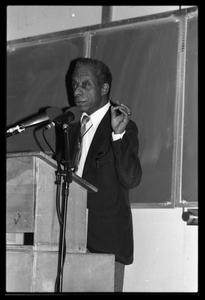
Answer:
[{"left": 101, "top": 83, "right": 109, "bottom": 96}]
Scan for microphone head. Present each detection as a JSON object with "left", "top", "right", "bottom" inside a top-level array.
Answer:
[
  {"left": 45, "top": 107, "right": 63, "bottom": 121},
  {"left": 67, "top": 106, "right": 82, "bottom": 124},
  {"left": 45, "top": 106, "right": 82, "bottom": 129}
]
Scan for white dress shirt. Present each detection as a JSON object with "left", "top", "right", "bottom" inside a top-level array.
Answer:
[{"left": 75, "top": 102, "right": 125, "bottom": 177}]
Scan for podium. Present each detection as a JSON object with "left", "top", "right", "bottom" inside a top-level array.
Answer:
[{"left": 6, "top": 152, "right": 115, "bottom": 292}]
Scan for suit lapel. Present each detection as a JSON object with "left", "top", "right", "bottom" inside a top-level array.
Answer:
[{"left": 82, "top": 108, "right": 112, "bottom": 177}]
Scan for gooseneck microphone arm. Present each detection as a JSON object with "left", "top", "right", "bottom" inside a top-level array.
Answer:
[{"left": 6, "top": 107, "right": 63, "bottom": 138}]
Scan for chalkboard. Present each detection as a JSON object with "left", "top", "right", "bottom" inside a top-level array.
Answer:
[
  {"left": 7, "top": 7, "right": 198, "bottom": 207},
  {"left": 7, "top": 35, "right": 84, "bottom": 153},
  {"left": 91, "top": 19, "right": 179, "bottom": 206},
  {"left": 182, "top": 15, "right": 198, "bottom": 203}
]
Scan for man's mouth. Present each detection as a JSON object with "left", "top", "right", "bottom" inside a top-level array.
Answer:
[{"left": 75, "top": 98, "right": 87, "bottom": 105}]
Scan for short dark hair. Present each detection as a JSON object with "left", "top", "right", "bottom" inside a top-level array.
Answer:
[{"left": 73, "top": 58, "right": 112, "bottom": 98}]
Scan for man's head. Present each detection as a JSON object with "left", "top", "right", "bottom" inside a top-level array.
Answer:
[{"left": 71, "top": 58, "right": 112, "bottom": 115}]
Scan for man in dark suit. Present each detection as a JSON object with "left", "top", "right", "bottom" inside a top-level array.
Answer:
[{"left": 67, "top": 58, "right": 142, "bottom": 292}]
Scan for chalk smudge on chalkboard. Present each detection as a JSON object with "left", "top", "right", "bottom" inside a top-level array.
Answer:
[{"left": 140, "top": 134, "right": 162, "bottom": 166}]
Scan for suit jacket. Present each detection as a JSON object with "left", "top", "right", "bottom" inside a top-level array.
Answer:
[{"left": 63, "top": 107, "right": 142, "bottom": 265}]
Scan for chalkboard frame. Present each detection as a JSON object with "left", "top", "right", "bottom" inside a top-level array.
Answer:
[
  {"left": 7, "top": 7, "right": 197, "bottom": 52},
  {"left": 7, "top": 6, "right": 198, "bottom": 208},
  {"left": 175, "top": 12, "right": 198, "bottom": 208}
]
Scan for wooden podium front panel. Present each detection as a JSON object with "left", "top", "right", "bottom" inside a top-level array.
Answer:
[
  {"left": 6, "top": 156, "right": 35, "bottom": 232},
  {"left": 6, "top": 246, "right": 34, "bottom": 292},
  {"left": 33, "top": 156, "right": 58, "bottom": 246},
  {"left": 61, "top": 253, "right": 115, "bottom": 292},
  {"left": 7, "top": 153, "right": 90, "bottom": 253},
  {"left": 34, "top": 157, "right": 88, "bottom": 253},
  {"left": 35, "top": 252, "right": 115, "bottom": 292},
  {"left": 6, "top": 247, "right": 115, "bottom": 292},
  {"left": 65, "top": 181, "right": 88, "bottom": 253}
]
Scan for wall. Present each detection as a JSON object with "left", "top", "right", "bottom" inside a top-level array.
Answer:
[
  {"left": 7, "top": 6, "right": 194, "bottom": 41},
  {"left": 112, "top": 5, "right": 194, "bottom": 21},
  {"left": 7, "top": 6, "right": 198, "bottom": 293},
  {"left": 7, "top": 6, "right": 102, "bottom": 41},
  {"left": 124, "top": 208, "right": 198, "bottom": 292}
]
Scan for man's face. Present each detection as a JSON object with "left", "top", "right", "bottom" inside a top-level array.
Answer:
[{"left": 72, "top": 65, "right": 106, "bottom": 115}]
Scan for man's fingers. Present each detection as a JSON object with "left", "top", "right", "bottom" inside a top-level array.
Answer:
[{"left": 116, "top": 101, "right": 132, "bottom": 116}]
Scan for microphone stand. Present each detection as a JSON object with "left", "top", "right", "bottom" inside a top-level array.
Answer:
[{"left": 55, "top": 121, "right": 72, "bottom": 293}]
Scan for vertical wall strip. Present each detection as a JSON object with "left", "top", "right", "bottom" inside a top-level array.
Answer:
[
  {"left": 84, "top": 32, "right": 92, "bottom": 58},
  {"left": 172, "top": 14, "right": 187, "bottom": 207},
  {"left": 101, "top": 6, "right": 113, "bottom": 23}
]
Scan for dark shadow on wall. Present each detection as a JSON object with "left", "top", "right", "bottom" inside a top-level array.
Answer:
[{"left": 55, "top": 58, "right": 82, "bottom": 161}]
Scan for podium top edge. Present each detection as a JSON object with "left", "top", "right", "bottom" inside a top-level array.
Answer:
[
  {"left": 7, "top": 151, "right": 57, "bottom": 167},
  {"left": 6, "top": 151, "right": 98, "bottom": 193}
]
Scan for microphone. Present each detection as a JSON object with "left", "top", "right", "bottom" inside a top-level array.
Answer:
[
  {"left": 45, "top": 106, "right": 82, "bottom": 130},
  {"left": 7, "top": 107, "right": 62, "bottom": 136}
]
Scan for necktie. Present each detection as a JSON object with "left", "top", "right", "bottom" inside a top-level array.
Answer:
[{"left": 74, "top": 114, "right": 90, "bottom": 173}]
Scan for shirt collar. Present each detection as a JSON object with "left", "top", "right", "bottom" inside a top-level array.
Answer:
[{"left": 81, "top": 101, "right": 111, "bottom": 128}]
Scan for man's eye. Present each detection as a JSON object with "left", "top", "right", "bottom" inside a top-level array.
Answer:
[
  {"left": 83, "top": 81, "right": 90, "bottom": 88},
  {"left": 72, "top": 81, "right": 91, "bottom": 90},
  {"left": 72, "top": 82, "right": 77, "bottom": 89}
]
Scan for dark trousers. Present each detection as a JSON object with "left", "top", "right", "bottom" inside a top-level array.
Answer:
[
  {"left": 114, "top": 260, "right": 125, "bottom": 292},
  {"left": 86, "top": 248, "right": 125, "bottom": 292}
]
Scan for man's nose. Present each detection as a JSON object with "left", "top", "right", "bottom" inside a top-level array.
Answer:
[{"left": 74, "top": 85, "right": 83, "bottom": 97}]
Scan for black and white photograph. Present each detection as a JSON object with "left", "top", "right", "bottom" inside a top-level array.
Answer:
[{"left": 6, "top": 5, "right": 198, "bottom": 294}]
